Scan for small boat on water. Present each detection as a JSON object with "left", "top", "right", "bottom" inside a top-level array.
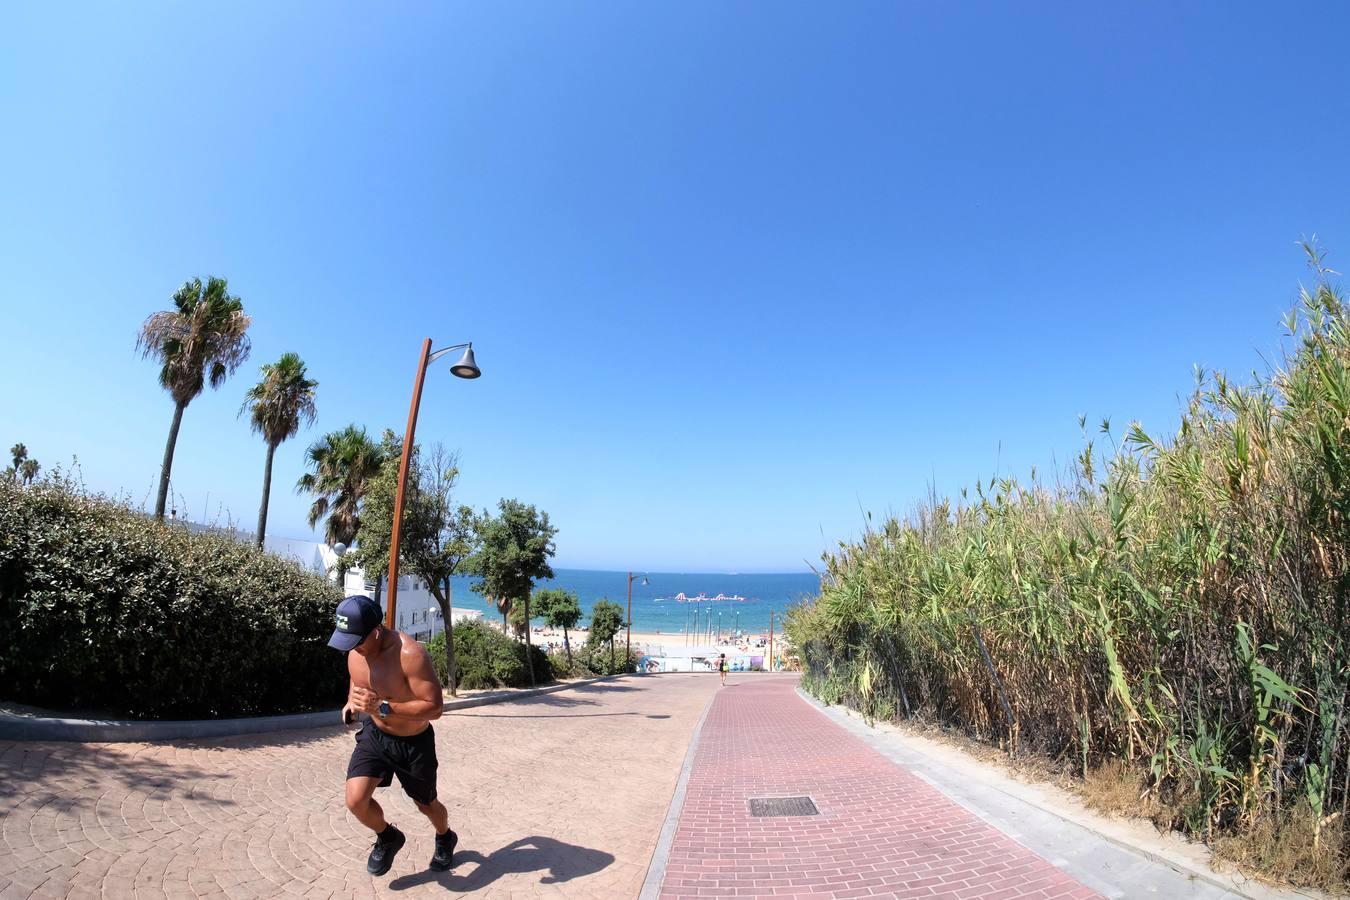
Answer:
[{"left": 660, "top": 592, "right": 749, "bottom": 603}]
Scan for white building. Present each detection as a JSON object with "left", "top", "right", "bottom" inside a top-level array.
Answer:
[{"left": 265, "top": 537, "right": 483, "bottom": 643}]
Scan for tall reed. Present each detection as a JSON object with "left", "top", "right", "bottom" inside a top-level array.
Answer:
[{"left": 790, "top": 245, "right": 1349, "bottom": 887}]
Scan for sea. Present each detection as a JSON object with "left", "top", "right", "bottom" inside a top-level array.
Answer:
[{"left": 440, "top": 568, "right": 821, "bottom": 636}]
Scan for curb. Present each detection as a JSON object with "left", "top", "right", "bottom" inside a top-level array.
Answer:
[
  {"left": 0, "top": 674, "right": 635, "bottom": 743},
  {"left": 638, "top": 682, "right": 719, "bottom": 900},
  {"left": 796, "top": 688, "right": 1319, "bottom": 900}
]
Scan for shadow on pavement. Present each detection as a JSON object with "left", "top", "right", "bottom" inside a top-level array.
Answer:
[
  {"left": 455, "top": 711, "right": 672, "bottom": 720},
  {"left": 0, "top": 742, "right": 234, "bottom": 810},
  {"left": 567, "top": 682, "right": 642, "bottom": 693},
  {"left": 388, "top": 835, "right": 614, "bottom": 892},
  {"left": 454, "top": 693, "right": 601, "bottom": 715}
]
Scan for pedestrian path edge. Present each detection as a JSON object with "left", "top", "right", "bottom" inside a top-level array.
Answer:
[
  {"left": 797, "top": 688, "right": 1324, "bottom": 900},
  {"left": 638, "top": 685, "right": 718, "bottom": 900},
  {"left": 0, "top": 674, "right": 639, "bottom": 742}
]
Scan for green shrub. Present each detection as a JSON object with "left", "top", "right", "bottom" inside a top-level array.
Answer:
[
  {"left": 0, "top": 478, "right": 346, "bottom": 719},
  {"left": 574, "top": 641, "right": 638, "bottom": 676},
  {"left": 544, "top": 648, "right": 592, "bottom": 679},
  {"left": 425, "top": 620, "right": 550, "bottom": 689}
]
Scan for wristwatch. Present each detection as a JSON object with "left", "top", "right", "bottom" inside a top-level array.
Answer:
[{"left": 378, "top": 699, "right": 391, "bottom": 720}]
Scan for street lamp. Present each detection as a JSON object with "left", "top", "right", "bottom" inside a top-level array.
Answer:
[
  {"left": 385, "top": 339, "right": 480, "bottom": 630},
  {"left": 626, "top": 571, "right": 649, "bottom": 661}
]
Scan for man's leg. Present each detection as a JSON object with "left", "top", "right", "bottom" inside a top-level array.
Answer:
[
  {"left": 345, "top": 776, "right": 387, "bottom": 833},
  {"left": 414, "top": 798, "right": 450, "bottom": 834}
]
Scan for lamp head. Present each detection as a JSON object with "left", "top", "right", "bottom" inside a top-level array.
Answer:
[
  {"left": 450, "top": 345, "right": 481, "bottom": 379},
  {"left": 333, "top": 542, "right": 347, "bottom": 557}
]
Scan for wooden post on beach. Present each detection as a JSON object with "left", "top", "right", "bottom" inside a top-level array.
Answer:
[{"left": 768, "top": 609, "right": 775, "bottom": 672}]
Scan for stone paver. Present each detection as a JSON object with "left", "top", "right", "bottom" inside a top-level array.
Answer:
[
  {"left": 0, "top": 676, "right": 718, "bottom": 899},
  {"left": 658, "top": 675, "right": 1100, "bottom": 900}
]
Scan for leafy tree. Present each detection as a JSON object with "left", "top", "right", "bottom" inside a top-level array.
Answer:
[
  {"left": 533, "top": 588, "right": 582, "bottom": 667},
  {"left": 357, "top": 436, "right": 477, "bottom": 695},
  {"left": 241, "top": 353, "right": 317, "bottom": 548},
  {"left": 588, "top": 598, "right": 627, "bottom": 672},
  {"left": 467, "top": 499, "right": 557, "bottom": 686},
  {"left": 136, "top": 277, "right": 252, "bottom": 519},
  {"left": 295, "top": 424, "right": 385, "bottom": 547},
  {"left": 507, "top": 600, "right": 533, "bottom": 636}
]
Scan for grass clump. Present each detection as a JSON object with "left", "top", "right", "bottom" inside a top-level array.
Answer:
[{"left": 788, "top": 243, "right": 1350, "bottom": 891}]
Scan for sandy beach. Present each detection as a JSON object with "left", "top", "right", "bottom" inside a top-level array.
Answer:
[{"left": 527, "top": 626, "right": 780, "bottom": 659}]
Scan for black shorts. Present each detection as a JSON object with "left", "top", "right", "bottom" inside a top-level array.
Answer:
[{"left": 346, "top": 723, "right": 439, "bottom": 805}]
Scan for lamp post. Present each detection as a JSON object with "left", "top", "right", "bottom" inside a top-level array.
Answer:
[
  {"left": 385, "top": 339, "right": 480, "bottom": 630},
  {"left": 625, "top": 571, "right": 649, "bottom": 662}
]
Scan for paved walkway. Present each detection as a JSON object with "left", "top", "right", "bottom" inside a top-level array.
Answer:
[
  {"left": 656, "top": 676, "right": 1099, "bottom": 900},
  {"left": 0, "top": 677, "right": 718, "bottom": 899}
]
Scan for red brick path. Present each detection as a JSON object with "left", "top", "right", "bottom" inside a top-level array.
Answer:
[{"left": 658, "top": 677, "right": 1100, "bottom": 900}]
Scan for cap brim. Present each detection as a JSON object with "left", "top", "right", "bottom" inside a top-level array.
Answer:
[{"left": 328, "top": 629, "right": 365, "bottom": 652}]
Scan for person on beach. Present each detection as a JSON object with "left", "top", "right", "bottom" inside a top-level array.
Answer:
[
  {"left": 718, "top": 652, "right": 727, "bottom": 685},
  {"left": 330, "top": 595, "right": 457, "bottom": 877}
]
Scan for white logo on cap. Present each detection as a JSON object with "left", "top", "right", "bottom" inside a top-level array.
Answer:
[{"left": 337, "top": 613, "right": 350, "bottom": 631}]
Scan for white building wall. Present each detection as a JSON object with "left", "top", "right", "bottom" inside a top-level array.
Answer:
[
  {"left": 328, "top": 554, "right": 481, "bottom": 642},
  {"left": 261, "top": 536, "right": 482, "bottom": 642}
]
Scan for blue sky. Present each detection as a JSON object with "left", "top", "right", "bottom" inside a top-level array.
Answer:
[{"left": 3, "top": 3, "right": 1348, "bottom": 572}]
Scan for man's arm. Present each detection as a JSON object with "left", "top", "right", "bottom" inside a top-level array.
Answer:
[
  {"left": 386, "top": 643, "right": 444, "bottom": 722},
  {"left": 343, "top": 655, "right": 366, "bottom": 722}
]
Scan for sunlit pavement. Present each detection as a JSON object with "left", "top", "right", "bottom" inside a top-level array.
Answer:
[
  {"left": 655, "top": 675, "right": 1099, "bottom": 900},
  {"left": 0, "top": 676, "right": 717, "bottom": 899}
]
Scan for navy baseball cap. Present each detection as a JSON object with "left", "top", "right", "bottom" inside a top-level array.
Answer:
[{"left": 328, "top": 595, "right": 384, "bottom": 651}]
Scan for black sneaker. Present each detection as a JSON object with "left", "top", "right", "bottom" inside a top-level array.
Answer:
[
  {"left": 430, "top": 829, "right": 458, "bottom": 871},
  {"left": 366, "top": 824, "right": 406, "bottom": 876}
]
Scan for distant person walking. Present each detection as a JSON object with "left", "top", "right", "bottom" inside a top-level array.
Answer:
[
  {"left": 718, "top": 653, "right": 727, "bottom": 686},
  {"left": 329, "top": 596, "right": 457, "bottom": 876}
]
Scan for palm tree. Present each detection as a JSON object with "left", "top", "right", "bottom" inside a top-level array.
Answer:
[
  {"left": 7, "top": 444, "right": 27, "bottom": 484},
  {"left": 296, "top": 425, "right": 384, "bottom": 547},
  {"left": 242, "top": 353, "right": 318, "bottom": 549},
  {"left": 137, "top": 277, "right": 252, "bottom": 519},
  {"left": 19, "top": 459, "right": 39, "bottom": 485}
]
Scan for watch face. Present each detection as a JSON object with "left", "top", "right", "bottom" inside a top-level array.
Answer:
[{"left": 379, "top": 700, "right": 391, "bottom": 717}]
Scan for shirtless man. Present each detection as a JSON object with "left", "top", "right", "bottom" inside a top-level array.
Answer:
[{"left": 328, "top": 595, "right": 456, "bottom": 876}]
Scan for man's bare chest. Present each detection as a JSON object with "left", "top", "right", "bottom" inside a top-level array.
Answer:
[{"left": 351, "top": 653, "right": 414, "bottom": 700}]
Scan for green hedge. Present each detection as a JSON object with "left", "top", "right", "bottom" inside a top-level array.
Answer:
[
  {"left": 574, "top": 641, "right": 638, "bottom": 676},
  {"left": 0, "top": 479, "right": 346, "bottom": 718},
  {"left": 425, "top": 620, "right": 551, "bottom": 689}
]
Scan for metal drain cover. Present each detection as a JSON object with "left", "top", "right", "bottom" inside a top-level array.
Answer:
[{"left": 748, "top": 796, "right": 819, "bottom": 817}]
